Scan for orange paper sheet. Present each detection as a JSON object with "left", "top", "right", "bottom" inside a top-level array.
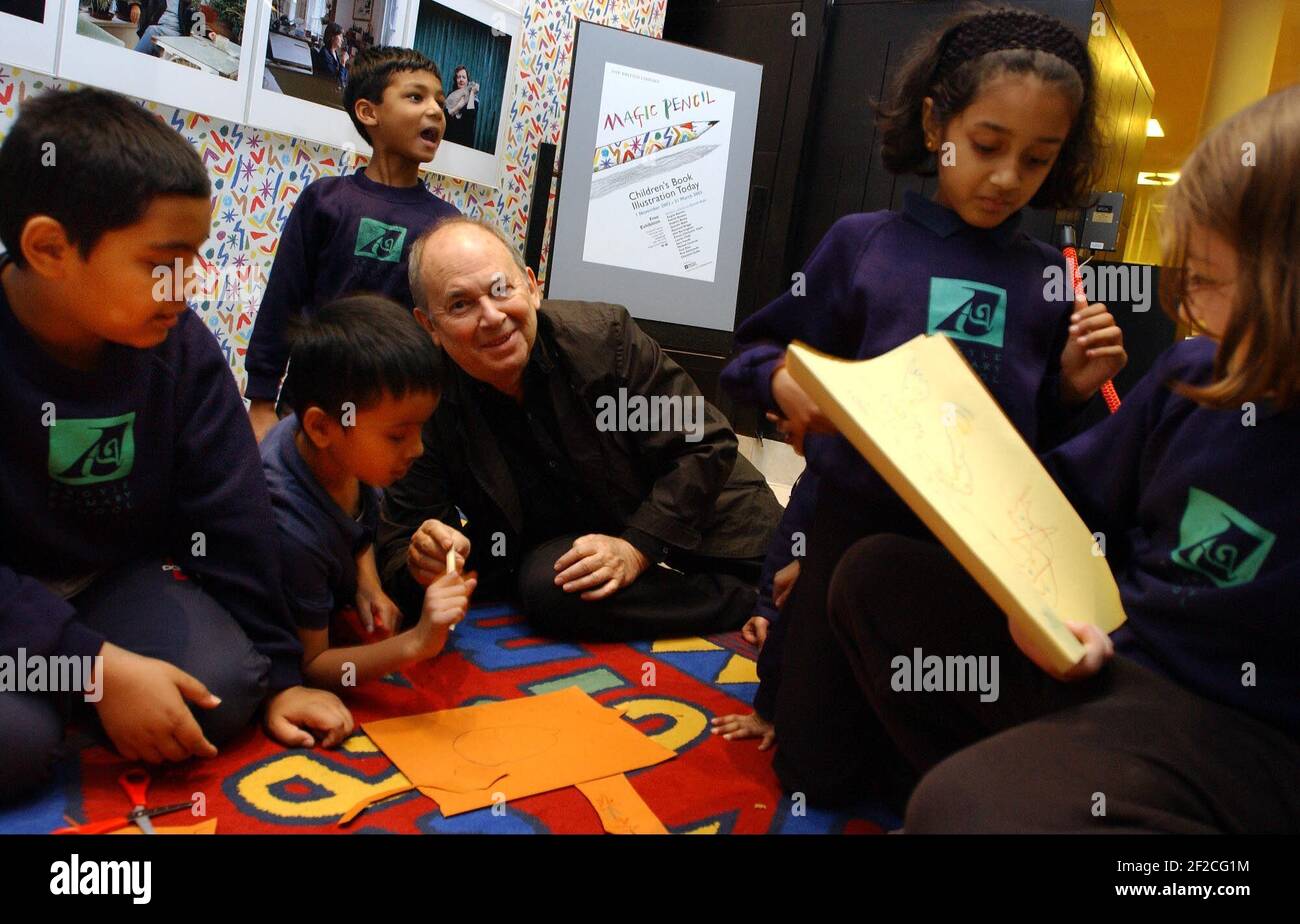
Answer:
[
  {"left": 337, "top": 784, "right": 416, "bottom": 826},
  {"left": 362, "top": 686, "right": 676, "bottom": 816},
  {"left": 576, "top": 774, "right": 669, "bottom": 834}
]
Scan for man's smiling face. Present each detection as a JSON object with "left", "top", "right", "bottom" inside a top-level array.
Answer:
[{"left": 414, "top": 223, "right": 540, "bottom": 398}]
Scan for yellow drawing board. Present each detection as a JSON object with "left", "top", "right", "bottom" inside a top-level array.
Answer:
[{"left": 786, "top": 334, "right": 1126, "bottom": 673}]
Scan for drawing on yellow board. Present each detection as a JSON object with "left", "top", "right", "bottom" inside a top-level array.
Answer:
[
  {"left": 785, "top": 334, "right": 1127, "bottom": 673},
  {"left": 1006, "top": 488, "right": 1059, "bottom": 606}
]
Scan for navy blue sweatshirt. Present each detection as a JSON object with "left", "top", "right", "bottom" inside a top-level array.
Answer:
[
  {"left": 1043, "top": 337, "right": 1299, "bottom": 738},
  {"left": 261, "top": 415, "right": 380, "bottom": 632},
  {"left": 244, "top": 170, "right": 460, "bottom": 401},
  {"left": 722, "top": 192, "right": 1079, "bottom": 522},
  {"left": 0, "top": 257, "right": 303, "bottom": 689}
]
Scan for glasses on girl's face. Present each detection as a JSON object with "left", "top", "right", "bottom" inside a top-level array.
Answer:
[{"left": 1186, "top": 273, "right": 1234, "bottom": 295}]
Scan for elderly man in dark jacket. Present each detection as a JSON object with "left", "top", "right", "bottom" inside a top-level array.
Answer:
[{"left": 378, "top": 217, "right": 781, "bottom": 640}]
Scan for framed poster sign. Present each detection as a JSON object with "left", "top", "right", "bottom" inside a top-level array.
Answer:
[{"left": 547, "top": 20, "right": 762, "bottom": 338}]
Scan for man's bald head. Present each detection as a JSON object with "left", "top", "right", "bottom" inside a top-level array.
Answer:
[{"left": 408, "top": 216, "right": 527, "bottom": 311}]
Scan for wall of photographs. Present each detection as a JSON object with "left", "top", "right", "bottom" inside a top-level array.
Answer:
[
  {"left": 0, "top": 0, "right": 528, "bottom": 182},
  {"left": 0, "top": 0, "right": 668, "bottom": 388}
]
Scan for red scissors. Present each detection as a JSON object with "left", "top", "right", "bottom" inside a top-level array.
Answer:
[{"left": 52, "top": 768, "right": 194, "bottom": 835}]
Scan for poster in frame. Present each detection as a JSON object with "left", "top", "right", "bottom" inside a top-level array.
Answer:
[{"left": 546, "top": 20, "right": 763, "bottom": 340}]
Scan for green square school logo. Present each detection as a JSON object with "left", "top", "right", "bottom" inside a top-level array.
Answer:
[
  {"left": 1171, "top": 487, "right": 1275, "bottom": 587},
  {"left": 48, "top": 413, "right": 136, "bottom": 485},
  {"left": 354, "top": 218, "right": 408, "bottom": 263},
  {"left": 927, "top": 277, "right": 1007, "bottom": 348}
]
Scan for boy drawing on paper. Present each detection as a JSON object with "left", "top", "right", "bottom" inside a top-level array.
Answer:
[
  {"left": 245, "top": 46, "right": 461, "bottom": 441},
  {"left": 0, "top": 88, "right": 352, "bottom": 802},
  {"left": 261, "top": 296, "right": 476, "bottom": 691}
]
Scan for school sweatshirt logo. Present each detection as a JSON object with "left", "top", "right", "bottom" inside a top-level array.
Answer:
[
  {"left": 354, "top": 218, "right": 407, "bottom": 262},
  {"left": 1171, "top": 487, "right": 1275, "bottom": 587},
  {"left": 48, "top": 414, "right": 136, "bottom": 485},
  {"left": 927, "top": 278, "right": 1007, "bottom": 348}
]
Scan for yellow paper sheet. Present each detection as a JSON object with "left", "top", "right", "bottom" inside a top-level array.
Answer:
[
  {"left": 362, "top": 686, "right": 676, "bottom": 816},
  {"left": 786, "top": 335, "right": 1126, "bottom": 673},
  {"left": 112, "top": 819, "right": 218, "bottom": 834},
  {"left": 576, "top": 774, "right": 669, "bottom": 834}
]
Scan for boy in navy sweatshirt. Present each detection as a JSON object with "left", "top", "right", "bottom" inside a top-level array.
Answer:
[
  {"left": 0, "top": 87, "right": 353, "bottom": 803},
  {"left": 246, "top": 46, "right": 461, "bottom": 441},
  {"left": 261, "top": 295, "right": 475, "bottom": 691}
]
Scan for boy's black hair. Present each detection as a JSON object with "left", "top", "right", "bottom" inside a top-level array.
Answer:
[
  {"left": 873, "top": 4, "right": 1101, "bottom": 209},
  {"left": 0, "top": 87, "right": 210, "bottom": 268},
  {"left": 287, "top": 294, "right": 442, "bottom": 422},
  {"left": 342, "top": 47, "right": 443, "bottom": 145}
]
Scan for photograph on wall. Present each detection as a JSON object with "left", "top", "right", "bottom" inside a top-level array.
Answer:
[
  {"left": 581, "top": 62, "right": 735, "bottom": 283},
  {"left": 1, "top": 0, "right": 46, "bottom": 22},
  {"left": 411, "top": 0, "right": 512, "bottom": 156},
  {"left": 52, "top": 0, "right": 258, "bottom": 122},
  {"left": 260, "top": 0, "right": 399, "bottom": 111},
  {"left": 1, "top": 0, "right": 63, "bottom": 73},
  {"left": 67, "top": 0, "right": 247, "bottom": 81}
]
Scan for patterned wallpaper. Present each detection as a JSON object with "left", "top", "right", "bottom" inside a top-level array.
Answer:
[{"left": 0, "top": 0, "right": 666, "bottom": 388}]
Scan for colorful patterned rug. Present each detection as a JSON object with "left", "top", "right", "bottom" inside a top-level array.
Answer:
[{"left": 0, "top": 604, "right": 897, "bottom": 835}]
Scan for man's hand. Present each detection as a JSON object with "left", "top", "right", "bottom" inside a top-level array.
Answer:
[
  {"left": 93, "top": 642, "right": 220, "bottom": 764},
  {"left": 407, "top": 519, "right": 472, "bottom": 586},
  {"left": 770, "top": 363, "right": 836, "bottom": 454},
  {"left": 248, "top": 399, "right": 280, "bottom": 443},
  {"left": 1059, "top": 295, "right": 1127, "bottom": 405},
  {"left": 1009, "top": 617, "right": 1114, "bottom": 682},
  {"left": 553, "top": 534, "right": 649, "bottom": 601},
  {"left": 264, "top": 686, "right": 354, "bottom": 748}
]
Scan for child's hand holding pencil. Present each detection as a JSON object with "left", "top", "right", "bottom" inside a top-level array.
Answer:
[{"left": 410, "top": 548, "right": 476, "bottom": 659}]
